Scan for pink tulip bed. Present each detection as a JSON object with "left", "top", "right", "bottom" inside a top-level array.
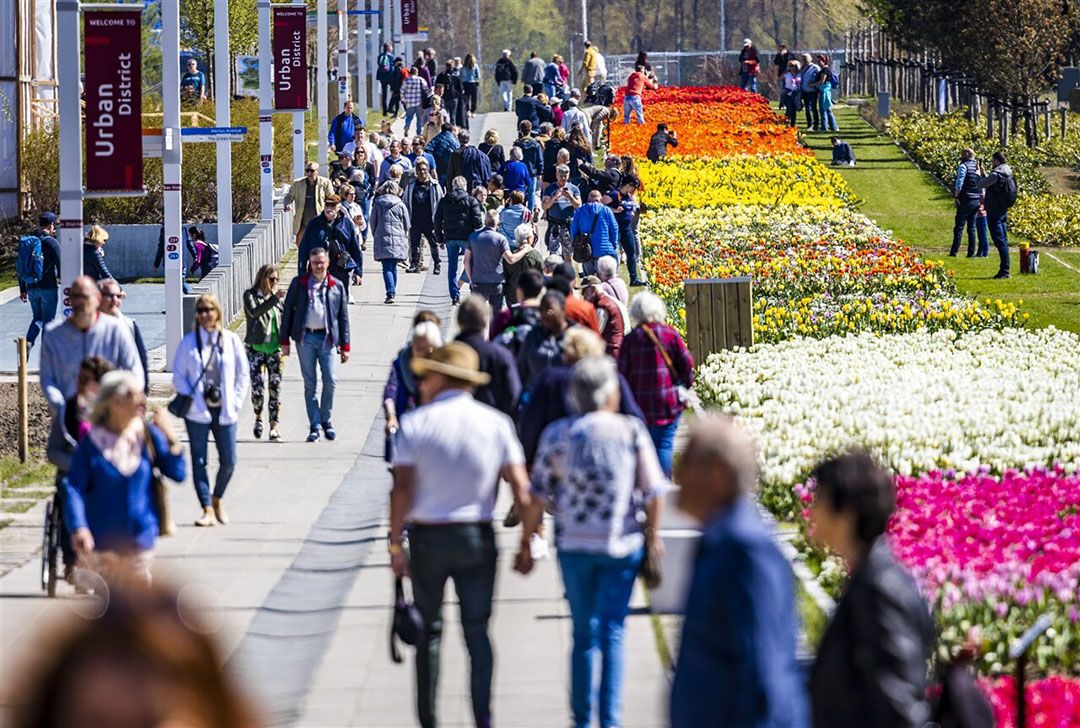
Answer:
[{"left": 796, "top": 467, "right": 1080, "bottom": 724}]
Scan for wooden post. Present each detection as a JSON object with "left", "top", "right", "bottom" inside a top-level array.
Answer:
[
  {"left": 15, "top": 337, "right": 28, "bottom": 463},
  {"left": 1062, "top": 108, "right": 1069, "bottom": 139},
  {"left": 683, "top": 278, "right": 754, "bottom": 366}
]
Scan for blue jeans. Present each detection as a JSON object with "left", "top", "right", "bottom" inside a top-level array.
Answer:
[
  {"left": 619, "top": 224, "right": 640, "bottom": 282},
  {"left": 952, "top": 198, "right": 981, "bottom": 256},
  {"left": 298, "top": 331, "right": 336, "bottom": 429},
  {"left": 526, "top": 176, "right": 538, "bottom": 210},
  {"left": 648, "top": 415, "right": 680, "bottom": 477},
  {"left": 446, "top": 241, "right": 468, "bottom": 300},
  {"left": 739, "top": 72, "right": 758, "bottom": 93},
  {"left": 404, "top": 105, "right": 423, "bottom": 135},
  {"left": 622, "top": 94, "right": 644, "bottom": 124},
  {"left": 976, "top": 214, "right": 989, "bottom": 256},
  {"left": 988, "top": 212, "right": 1010, "bottom": 273},
  {"left": 559, "top": 548, "right": 644, "bottom": 728},
  {"left": 26, "top": 286, "right": 59, "bottom": 346},
  {"left": 185, "top": 408, "right": 237, "bottom": 508},
  {"left": 820, "top": 98, "right": 838, "bottom": 131},
  {"left": 380, "top": 258, "right": 399, "bottom": 298}
]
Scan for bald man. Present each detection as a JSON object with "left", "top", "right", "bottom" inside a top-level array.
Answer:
[
  {"left": 39, "top": 275, "right": 143, "bottom": 416},
  {"left": 670, "top": 416, "right": 809, "bottom": 728}
]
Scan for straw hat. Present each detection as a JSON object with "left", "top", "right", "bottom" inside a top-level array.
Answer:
[{"left": 410, "top": 342, "right": 491, "bottom": 386}]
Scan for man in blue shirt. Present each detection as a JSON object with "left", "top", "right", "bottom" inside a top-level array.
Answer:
[
  {"left": 328, "top": 100, "right": 364, "bottom": 156},
  {"left": 670, "top": 416, "right": 809, "bottom": 728},
  {"left": 498, "top": 147, "right": 531, "bottom": 195},
  {"left": 181, "top": 58, "right": 206, "bottom": 103},
  {"left": 540, "top": 164, "right": 582, "bottom": 257},
  {"left": 425, "top": 123, "right": 461, "bottom": 189},
  {"left": 569, "top": 189, "right": 618, "bottom": 276}
]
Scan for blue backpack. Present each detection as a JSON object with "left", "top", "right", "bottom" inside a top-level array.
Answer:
[{"left": 16, "top": 235, "right": 45, "bottom": 286}]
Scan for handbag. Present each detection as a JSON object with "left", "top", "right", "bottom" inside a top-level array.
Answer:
[
  {"left": 166, "top": 329, "right": 213, "bottom": 418},
  {"left": 143, "top": 427, "right": 174, "bottom": 537},
  {"left": 389, "top": 576, "right": 425, "bottom": 664},
  {"left": 571, "top": 207, "right": 601, "bottom": 263}
]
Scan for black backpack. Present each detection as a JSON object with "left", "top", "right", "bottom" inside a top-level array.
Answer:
[
  {"left": 1002, "top": 173, "right": 1018, "bottom": 209},
  {"left": 932, "top": 657, "right": 994, "bottom": 728}
]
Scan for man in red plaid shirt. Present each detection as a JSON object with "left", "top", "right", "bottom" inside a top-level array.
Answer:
[{"left": 617, "top": 291, "right": 694, "bottom": 476}]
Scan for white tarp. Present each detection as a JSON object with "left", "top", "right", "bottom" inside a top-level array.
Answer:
[{"left": 34, "top": 0, "right": 56, "bottom": 107}]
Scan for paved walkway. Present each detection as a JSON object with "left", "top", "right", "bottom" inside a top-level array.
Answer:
[
  {"left": 0, "top": 283, "right": 169, "bottom": 373},
  {"left": 0, "top": 112, "right": 668, "bottom": 727}
]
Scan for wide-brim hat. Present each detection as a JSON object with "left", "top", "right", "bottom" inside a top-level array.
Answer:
[{"left": 411, "top": 342, "right": 491, "bottom": 386}]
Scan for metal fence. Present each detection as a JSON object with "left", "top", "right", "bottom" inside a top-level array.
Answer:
[
  {"left": 606, "top": 49, "right": 848, "bottom": 99},
  {"left": 184, "top": 199, "right": 295, "bottom": 329}
]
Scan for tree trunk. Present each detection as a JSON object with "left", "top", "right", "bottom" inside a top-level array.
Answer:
[{"left": 791, "top": 0, "right": 799, "bottom": 49}]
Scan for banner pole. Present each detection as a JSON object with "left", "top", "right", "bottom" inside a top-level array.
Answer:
[
  {"left": 337, "top": 0, "right": 349, "bottom": 106},
  {"left": 162, "top": 0, "right": 184, "bottom": 366},
  {"left": 317, "top": 0, "right": 329, "bottom": 166},
  {"left": 214, "top": 0, "right": 233, "bottom": 267},
  {"left": 258, "top": 0, "right": 274, "bottom": 220},
  {"left": 356, "top": 0, "right": 368, "bottom": 115},
  {"left": 57, "top": 0, "right": 83, "bottom": 298}
]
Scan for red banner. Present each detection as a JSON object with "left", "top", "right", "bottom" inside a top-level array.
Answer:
[
  {"left": 401, "top": 0, "right": 418, "bottom": 34},
  {"left": 273, "top": 6, "right": 308, "bottom": 111},
  {"left": 83, "top": 11, "right": 143, "bottom": 193}
]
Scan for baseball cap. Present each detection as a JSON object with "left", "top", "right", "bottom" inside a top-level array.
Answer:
[{"left": 39, "top": 211, "right": 58, "bottom": 226}]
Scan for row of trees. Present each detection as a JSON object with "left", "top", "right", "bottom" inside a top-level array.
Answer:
[{"left": 862, "top": 0, "right": 1080, "bottom": 104}]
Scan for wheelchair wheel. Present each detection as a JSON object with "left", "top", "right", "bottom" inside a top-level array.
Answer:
[{"left": 42, "top": 499, "right": 60, "bottom": 598}]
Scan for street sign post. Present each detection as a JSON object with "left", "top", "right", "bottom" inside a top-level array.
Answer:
[{"left": 214, "top": 0, "right": 234, "bottom": 268}]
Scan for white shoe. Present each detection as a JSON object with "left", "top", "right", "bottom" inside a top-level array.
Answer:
[
  {"left": 530, "top": 533, "right": 549, "bottom": 560},
  {"left": 349, "top": 293, "right": 357, "bottom": 305}
]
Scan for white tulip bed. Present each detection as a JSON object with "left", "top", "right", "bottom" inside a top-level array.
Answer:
[{"left": 695, "top": 327, "right": 1080, "bottom": 520}]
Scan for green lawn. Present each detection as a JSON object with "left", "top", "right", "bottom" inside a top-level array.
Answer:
[{"left": 802, "top": 105, "right": 1080, "bottom": 333}]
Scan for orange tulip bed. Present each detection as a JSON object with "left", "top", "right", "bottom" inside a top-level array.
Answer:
[{"left": 608, "top": 85, "right": 805, "bottom": 158}]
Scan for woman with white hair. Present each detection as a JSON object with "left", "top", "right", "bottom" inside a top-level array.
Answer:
[
  {"left": 370, "top": 179, "right": 411, "bottom": 304},
  {"left": 516, "top": 356, "right": 665, "bottom": 728},
  {"left": 63, "top": 370, "right": 186, "bottom": 586},
  {"left": 501, "top": 220, "right": 545, "bottom": 309},
  {"left": 595, "top": 255, "right": 628, "bottom": 306},
  {"left": 617, "top": 291, "right": 694, "bottom": 476},
  {"left": 382, "top": 319, "right": 443, "bottom": 439}
]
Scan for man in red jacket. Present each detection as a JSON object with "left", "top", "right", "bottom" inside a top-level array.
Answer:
[{"left": 623, "top": 64, "right": 657, "bottom": 124}]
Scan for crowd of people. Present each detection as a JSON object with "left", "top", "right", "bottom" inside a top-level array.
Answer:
[{"left": 11, "top": 37, "right": 956, "bottom": 728}]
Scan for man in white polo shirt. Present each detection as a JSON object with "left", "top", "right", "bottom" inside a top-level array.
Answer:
[{"left": 389, "top": 342, "right": 531, "bottom": 728}]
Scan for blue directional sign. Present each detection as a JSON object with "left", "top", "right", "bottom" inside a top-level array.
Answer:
[{"left": 180, "top": 126, "right": 248, "bottom": 143}]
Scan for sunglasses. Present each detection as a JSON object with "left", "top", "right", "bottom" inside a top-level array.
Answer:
[
  {"left": 268, "top": 276, "right": 279, "bottom": 282},
  {"left": 196, "top": 307, "right": 214, "bottom": 314},
  {"left": 306, "top": 168, "right": 318, "bottom": 174}
]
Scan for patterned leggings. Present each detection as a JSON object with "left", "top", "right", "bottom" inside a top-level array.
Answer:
[{"left": 247, "top": 346, "right": 282, "bottom": 424}]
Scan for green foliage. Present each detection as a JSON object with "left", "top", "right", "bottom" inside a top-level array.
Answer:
[
  {"left": 20, "top": 99, "right": 304, "bottom": 225},
  {"left": 886, "top": 111, "right": 1080, "bottom": 247}
]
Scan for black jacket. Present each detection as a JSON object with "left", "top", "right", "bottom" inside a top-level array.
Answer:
[
  {"left": 82, "top": 243, "right": 113, "bottom": 282},
  {"left": 447, "top": 146, "right": 493, "bottom": 191},
  {"left": 434, "top": 71, "right": 463, "bottom": 99},
  {"left": 479, "top": 142, "right": 505, "bottom": 169},
  {"left": 456, "top": 330, "right": 521, "bottom": 416},
  {"left": 646, "top": 131, "right": 678, "bottom": 162},
  {"left": 494, "top": 57, "right": 518, "bottom": 84},
  {"left": 514, "top": 96, "right": 542, "bottom": 127},
  {"left": 976, "top": 163, "right": 1015, "bottom": 217},
  {"left": 514, "top": 136, "right": 544, "bottom": 179},
  {"left": 810, "top": 538, "right": 934, "bottom": 728},
  {"left": 434, "top": 189, "right": 484, "bottom": 242},
  {"left": 297, "top": 211, "right": 364, "bottom": 276},
  {"left": 279, "top": 273, "right": 351, "bottom": 351}
]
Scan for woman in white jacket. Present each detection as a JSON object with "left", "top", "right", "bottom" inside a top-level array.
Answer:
[{"left": 172, "top": 294, "right": 250, "bottom": 527}]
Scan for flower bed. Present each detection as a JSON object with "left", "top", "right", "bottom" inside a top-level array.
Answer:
[
  {"left": 694, "top": 327, "right": 1080, "bottom": 519},
  {"left": 637, "top": 206, "right": 1022, "bottom": 342},
  {"left": 608, "top": 86, "right": 804, "bottom": 159},
  {"left": 983, "top": 675, "right": 1080, "bottom": 728},
  {"left": 637, "top": 154, "right": 857, "bottom": 210},
  {"left": 796, "top": 468, "right": 1080, "bottom": 675}
]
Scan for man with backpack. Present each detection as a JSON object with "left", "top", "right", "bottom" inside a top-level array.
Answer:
[
  {"left": 377, "top": 43, "right": 396, "bottom": 115},
  {"left": 17, "top": 211, "right": 62, "bottom": 351},
  {"left": 975, "top": 151, "right": 1018, "bottom": 279},
  {"left": 297, "top": 194, "right": 364, "bottom": 300}
]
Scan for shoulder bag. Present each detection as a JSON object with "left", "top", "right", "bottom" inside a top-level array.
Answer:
[
  {"left": 571, "top": 207, "right": 600, "bottom": 263},
  {"left": 142, "top": 426, "right": 175, "bottom": 536},
  {"left": 166, "top": 329, "right": 215, "bottom": 418},
  {"left": 639, "top": 323, "right": 701, "bottom": 413}
]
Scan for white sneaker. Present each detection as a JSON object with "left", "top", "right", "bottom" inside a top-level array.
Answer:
[
  {"left": 530, "top": 533, "right": 549, "bottom": 560},
  {"left": 349, "top": 292, "right": 357, "bottom": 305}
]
